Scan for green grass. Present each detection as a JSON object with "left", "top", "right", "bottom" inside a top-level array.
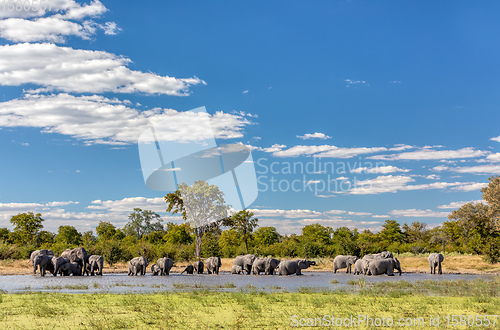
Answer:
[{"left": 0, "top": 278, "right": 498, "bottom": 329}]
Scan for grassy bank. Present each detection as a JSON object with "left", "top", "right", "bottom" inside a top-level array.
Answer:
[
  {"left": 0, "top": 278, "right": 498, "bottom": 329},
  {"left": 1, "top": 253, "right": 499, "bottom": 276}
]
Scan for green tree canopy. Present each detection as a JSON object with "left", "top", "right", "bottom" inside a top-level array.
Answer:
[
  {"left": 253, "top": 226, "right": 280, "bottom": 247},
  {"left": 378, "top": 220, "right": 405, "bottom": 247},
  {"left": 164, "top": 223, "right": 193, "bottom": 245},
  {"left": 96, "top": 221, "right": 117, "bottom": 241},
  {"left": 55, "top": 226, "right": 82, "bottom": 246},
  {"left": 123, "top": 208, "right": 164, "bottom": 240},
  {"left": 301, "top": 224, "right": 331, "bottom": 245},
  {"left": 224, "top": 210, "right": 258, "bottom": 253},
  {"left": 10, "top": 212, "right": 44, "bottom": 246}
]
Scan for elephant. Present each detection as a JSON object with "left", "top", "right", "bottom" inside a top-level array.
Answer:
[
  {"left": 128, "top": 256, "right": 148, "bottom": 276},
  {"left": 353, "top": 259, "right": 373, "bottom": 275},
  {"left": 85, "top": 255, "right": 104, "bottom": 276},
  {"left": 252, "top": 257, "right": 280, "bottom": 275},
  {"left": 52, "top": 256, "right": 70, "bottom": 276},
  {"left": 181, "top": 265, "right": 194, "bottom": 274},
  {"left": 231, "top": 265, "right": 243, "bottom": 274},
  {"left": 61, "top": 247, "right": 88, "bottom": 276},
  {"left": 156, "top": 257, "right": 174, "bottom": 275},
  {"left": 428, "top": 253, "right": 444, "bottom": 274},
  {"left": 233, "top": 254, "right": 257, "bottom": 274},
  {"left": 30, "top": 249, "right": 54, "bottom": 272},
  {"left": 33, "top": 255, "right": 55, "bottom": 276},
  {"left": 367, "top": 258, "right": 401, "bottom": 276},
  {"left": 333, "top": 255, "right": 358, "bottom": 274},
  {"left": 205, "top": 257, "right": 222, "bottom": 275},
  {"left": 363, "top": 251, "right": 394, "bottom": 260},
  {"left": 151, "top": 264, "right": 160, "bottom": 276},
  {"left": 278, "top": 259, "right": 316, "bottom": 276},
  {"left": 59, "top": 262, "right": 81, "bottom": 276},
  {"left": 353, "top": 259, "right": 366, "bottom": 275},
  {"left": 194, "top": 260, "right": 204, "bottom": 274}
]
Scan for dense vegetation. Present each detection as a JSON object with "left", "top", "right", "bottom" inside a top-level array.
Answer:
[{"left": 0, "top": 177, "right": 498, "bottom": 264}]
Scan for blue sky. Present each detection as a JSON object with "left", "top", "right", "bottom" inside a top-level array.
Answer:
[{"left": 0, "top": 0, "right": 499, "bottom": 234}]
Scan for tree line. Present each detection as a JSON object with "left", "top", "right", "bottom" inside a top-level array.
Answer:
[{"left": 0, "top": 177, "right": 498, "bottom": 264}]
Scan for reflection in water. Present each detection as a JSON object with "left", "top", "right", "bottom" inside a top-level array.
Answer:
[{"left": 0, "top": 272, "right": 495, "bottom": 294}]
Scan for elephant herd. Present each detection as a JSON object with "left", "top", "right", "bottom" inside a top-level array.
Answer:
[
  {"left": 133, "top": 255, "right": 317, "bottom": 276},
  {"left": 333, "top": 252, "right": 445, "bottom": 276},
  {"left": 31, "top": 248, "right": 103, "bottom": 277},
  {"left": 30, "top": 248, "right": 445, "bottom": 277}
]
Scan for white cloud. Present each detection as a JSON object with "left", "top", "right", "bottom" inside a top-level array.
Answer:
[
  {"left": 389, "top": 209, "right": 450, "bottom": 218},
  {"left": 451, "top": 182, "right": 488, "bottom": 191},
  {"left": 248, "top": 209, "right": 323, "bottom": 219},
  {"left": 486, "top": 153, "right": 500, "bottom": 163},
  {"left": 305, "top": 180, "right": 321, "bottom": 185},
  {"left": 296, "top": 132, "right": 331, "bottom": 140},
  {"left": 437, "top": 200, "right": 484, "bottom": 209},
  {"left": 372, "top": 215, "right": 389, "bottom": 218},
  {"left": 347, "top": 211, "right": 372, "bottom": 216},
  {"left": 389, "top": 144, "right": 415, "bottom": 151},
  {"left": 346, "top": 175, "right": 486, "bottom": 195},
  {"left": 242, "top": 90, "right": 248, "bottom": 94},
  {"left": 0, "top": 0, "right": 119, "bottom": 43},
  {"left": 0, "top": 43, "right": 204, "bottom": 95},
  {"left": 369, "top": 147, "right": 489, "bottom": 161},
  {"left": 434, "top": 164, "right": 500, "bottom": 175},
  {"left": 266, "top": 144, "right": 387, "bottom": 158},
  {"left": 426, "top": 174, "right": 440, "bottom": 180},
  {"left": 350, "top": 165, "right": 410, "bottom": 174},
  {"left": 345, "top": 79, "right": 369, "bottom": 87},
  {"left": 0, "top": 93, "right": 250, "bottom": 144},
  {"left": 491, "top": 135, "right": 500, "bottom": 143}
]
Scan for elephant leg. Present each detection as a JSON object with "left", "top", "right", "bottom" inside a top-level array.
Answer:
[{"left": 438, "top": 263, "right": 442, "bottom": 274}]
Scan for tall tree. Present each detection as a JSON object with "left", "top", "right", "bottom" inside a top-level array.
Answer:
[
  {"left": 55, "top": 226, "right": 82, "bottom": 246},
  {"left": 10, "top": 212, "right": 44, "bottom": 246},
  {"left": 403, "top": 222, "right": 429, "bottom": 244},
  {"left": 378, "top": 220, "right": 405, "bottom": 247},
  {"left": 224, "top": 210, "right": 258, "bottom": 253},
  {"left": 481, "top": 176, "right": 500, "bottom": 231},
  {"left": 123, "top": 208, "right": 164, "bottom": 240},
  {"left": 165, "top": 180, "right": 229, "bottom": 258}
]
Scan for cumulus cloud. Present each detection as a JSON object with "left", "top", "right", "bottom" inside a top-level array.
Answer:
[
  {"left": 296, "top": 132, "right": 331, "bottom": 140},
  {"left": 264, "top": 144, "right": 387, "bottom": 158},
  {"left": 0, "top": 43, "right": 204, "bottom": 95},
  {"left": 0, "top": 0, "right": 119, "bottom": 42},
  {"left": 486, "top": 153, "right": 500, "bottom": 163},
  {"left": 346, "top": 175, "right": 486, "bottom": 195},
  {"left": 350, "top": 165, "right": 410, "bottom": 174},
  {"left": 0, "top": 93, "right": 251, "bottom": 144},
  {"left": 388, "top": 209, "right": 450, "bottom": 218},
  {"left": 437, "top": 200, "right": 484, "bottom": 209},
  {"left": 433, "top": 164, "right": 500, "bottom": 175},
  {"left": 369, "top": 147, "right": 488, "bottom": 161},
  {"left": 491, "top": 135, "right": 500, "bottom": 143}
]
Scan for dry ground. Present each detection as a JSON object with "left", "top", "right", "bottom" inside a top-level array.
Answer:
[{"left": 1, "top": 254, "right": 498, "bottom": 276}]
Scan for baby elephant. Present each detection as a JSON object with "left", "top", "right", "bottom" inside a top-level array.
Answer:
[
  {"left": 194, "top": 260, "right": 204, "bottom": 274},
  {"left": 59, "top": 262, "right": 82, "bottom": 276},
  {"left": 181, "top": 265, "right": 194, "bottom": 274},
  {"left": 151, "top": 264, "right": 161, "bottom": 276},
  {"left": 231, "top": 265, "right": 243, "bottom": 274}
]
